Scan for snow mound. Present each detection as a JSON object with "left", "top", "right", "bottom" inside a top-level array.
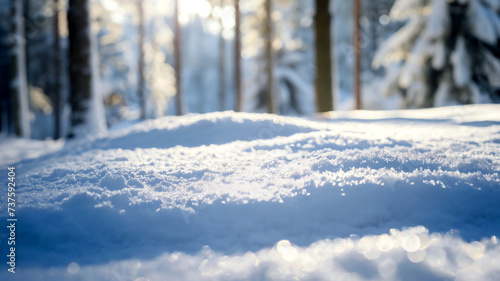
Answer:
[
  {"left": 1, "top": 106, "right": 500, "bottom": 280},
  {"left": 0, "top": 137, "right": 64, "bottom": 167},
  {"left": 98, "top": 111, "right": 321, "bottom": 149},
  {"left": 9, "top": 227, "right": 500, "bottom": 281}
]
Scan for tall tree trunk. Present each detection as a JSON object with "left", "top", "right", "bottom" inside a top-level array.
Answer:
[
  {"left": 264, "top": 0, "right": 275, "bottom": 114},
  {"left": 314, "top": 0, "right": 334, "bottom": 113},
  {"left": 353, "top": 0, "right": 362, "bottom": 110},
  {"left": 174, "top": 0, "right": 183, "bottom": 115},
  {"left": 234, "top": 0, "right": 242, "bottom": 112},
  {"left": 368, "top": 0, "right": 378, "bottom": 61},
  {"left": 218, "top": 0, "right": 226, "bottom": 111},
  {"left": 53, "top": 0, "right": 63, "bottom": 139},
  {"left": 67, "top": 0, "right": 92, "bottom": 131},
  {"left": 137, "top": 0, "right": 146, "bottom": 119},
  {"left": 10, "top": 0, "right": 30, "bottom": 138}
]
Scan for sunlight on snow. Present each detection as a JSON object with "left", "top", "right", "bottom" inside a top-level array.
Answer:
[
  {"left": 276, "top": 240, "right": 299, "bottom": 262},
  {"left": 34, "top": 228, "right": 499, "bottom": 280},
  {"left": 67, "top": 262, "right": 80, "bottom": 274},
  {"left": 3, "top": 108, "right": 500, "bottom": 280},
  {"left": 401, "top": 234, "right": 421, "bottom": 252}
]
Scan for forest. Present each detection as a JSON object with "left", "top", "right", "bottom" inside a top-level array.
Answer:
[{"left": 1, "top": 0, "right": 498, "bottom": 140}]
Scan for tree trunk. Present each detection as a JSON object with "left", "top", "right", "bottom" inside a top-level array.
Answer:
[
  {"left": 234, "top": 0, "right": 242, "bottom": 112},
  {"left": 219, "top": 0, "right": 226, "bottom": 111},
  {"left": 10, "top": 0, "right": 30, "bottom": 138},
  {"left": 174, "top": 0, "right": 183, "bottom": 115},
  {"left": 67, "top": 0, "right": 92, "bottom": 131},
  {"left": 265, "top": 0, "right": 275, "bottom": 114},
  {"left": 53, "top": 0, "right": 63, "bottom": 139},
  {"left": 314, "top": 0, "right": 334, "bottom": 113},
  {"left": 353, "top": 0, "right": 362, "bottom": 110},
  {"left": 137, "top": 0, "right": 146, "bottom": 119}
]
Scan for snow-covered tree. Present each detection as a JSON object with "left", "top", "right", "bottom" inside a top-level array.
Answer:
[
  {"left": 373, "top": 0, "right": 500, "bottom": 108},
  {"left": 235, "top": 0, "right": 243, "bottom": 112}
]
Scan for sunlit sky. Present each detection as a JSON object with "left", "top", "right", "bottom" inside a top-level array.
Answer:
[
  {"left": 100, "top": 0, "right": 219, "bottom": 24},
  {"left": 96, "top": 0, "right": 308, "bottom": 50},
  {"left": 178, "top": 0, "right": 212, "bottom": 23},
  {"left": 125, "top": 0, "right": 234, "bottom": 34}
]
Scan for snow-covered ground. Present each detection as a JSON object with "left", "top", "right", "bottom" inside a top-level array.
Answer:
[
  {"left": 0, "top": 137, "right": 64, "bottom": 168},
  {"left": 1, "top": 105, "right": 500, "bottom": 280}
]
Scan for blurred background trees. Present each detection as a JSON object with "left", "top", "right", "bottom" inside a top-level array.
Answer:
[
  {"left": 373, "top": 0, "right": 500, "bottom": 108},
  {"left": 0, "top": 0, "right": 499, "bottom": 139}
]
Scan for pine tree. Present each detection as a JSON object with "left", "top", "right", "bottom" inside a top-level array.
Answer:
[{"left": 373, "top": 0, "right": 500, "bottom": 108}]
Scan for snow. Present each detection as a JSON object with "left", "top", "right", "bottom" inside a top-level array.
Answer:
[
  {"left": 424, "top": 0, "right": 449, "bottom": 40},
  {"left": 390, "top": 0, "right": 428, "bottom": 21},
  {"left": 451, "top": 37, "right": 472, "bottom": 87},
  {"left": 373, "top": 0, "right": 500, "bottom": 107},
  {"left": 89, "top": 0, "right": 107, "bottom": 138},
  {"left": 482, "top": 0, "right": 500, "bottom": 12},
  {"left": 468, "top": 0, "right": 498, "bottom": 45},
  {"left": 1, "top": 105, "right": 500, "bottom": 280},
  {"left": 372, "top": 17, "right": 424, "bottom": 69},
  {"left": 0, "top": 137, "right": 64, "bottom": 167},
  {"left": 484, "top": 51, "right": 500, "bottom": 88}
]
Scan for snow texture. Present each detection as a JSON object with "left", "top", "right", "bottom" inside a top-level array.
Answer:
[
  {"left": 0, "top": 137, "right": 64, "bottom": 167},
  {"left": 1, "top": 106, "right": 500, "bottom": 280}
]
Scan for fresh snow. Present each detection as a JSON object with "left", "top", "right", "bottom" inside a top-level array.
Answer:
[
  {"left": 0, "top": 137, "right": 65, "bottom": 167},
  {"left": 1, "top": 105, "right": 500, "bottom": 280}
]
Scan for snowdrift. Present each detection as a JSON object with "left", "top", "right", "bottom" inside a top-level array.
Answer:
[{"left": 1, "top": 106, "right": 499, "bottom": 280}]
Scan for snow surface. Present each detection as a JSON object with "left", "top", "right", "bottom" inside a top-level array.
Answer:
[
  {"left": 1, "top": 105, "right": 500, "bottom": 280},
  {"left": 0, "top": 137, "right": 65, "bottom": 167}
]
